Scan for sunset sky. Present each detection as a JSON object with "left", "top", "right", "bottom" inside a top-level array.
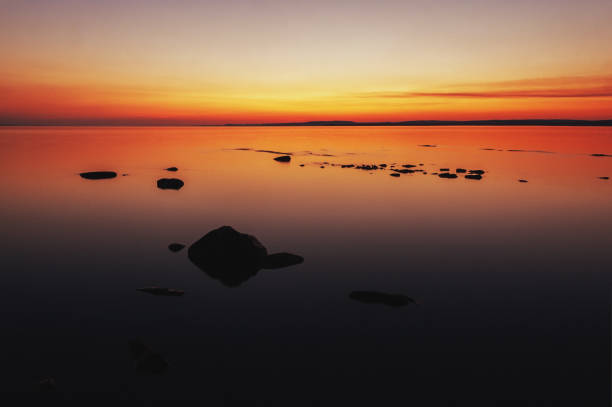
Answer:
[{"left": 1, "top": 0, "right": 611, "bottom": 124}]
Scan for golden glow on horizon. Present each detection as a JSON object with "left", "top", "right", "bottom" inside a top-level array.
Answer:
[{"left": 1, "top": 0, "right": 611, "bottom": 124}]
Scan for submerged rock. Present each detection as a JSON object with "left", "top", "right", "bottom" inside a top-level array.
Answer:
[
  {"left": 518, "top": 179, "right": 529, "bottom": 183},
  {"left": 129, "top": 340, "right": 168, "bottom": 374},
  {"left": 591, "top": 153, "right": 612, "bottom": 157},
  {"left": 438, "top": 173, "right": 458, "bottom": 179},
  {"left": 465, "top": 174, "right": 482, "bottom": 180},
  {"left": 598, "top": 176, "right": 609, "bottom": 180},
  {"left": 392, "top": 169, "right": 415, "bottom": 174},
  {"left": 165, "top": 166, "right": 178, "bottom": 172},
  {"left": 402, "top": 164, "right": 417, "bottom": 168},
  {"left": 262, "top": 252, "right": 304, "bottom": 269},
  {"left": 469, "top": 169, "right": 485, "bottom": 175},
  {"left": 137, "top": 287, "right": 184, "bottom": 296},
  {"left": 390, "top": 173, "right": 400, "bottom": 177},
  {"left": 419, "top": 144, "right": 437, "bottom": 148},
  {"left": 349, "top": 291, "right": 416, "bottom": 307},
  {"left": 341, "top": 164, "right": 355, "bottom": 168},
  {"left": 168, "top": 243, "right": 186, "bottom": 252},
  {"left": 79, "top": 171, "right": 117, "bottom": 180},
  {"left": 439, "top": 168, "right": 450, "bottom": 172},
  {"left": 456, "top": 168, "right": 467, "bottom": 173},
  {"left": 274, "top": 155, "right": 291, "bottom": 162},
  {"left": 299, "top": 164, "right": 305, "bottom": 167},
  {"left": 188, "top": 226, "right": 268, "bottom": 287},
  {"left": 157, "top": 178, "right": 184, "bottom": 190}
]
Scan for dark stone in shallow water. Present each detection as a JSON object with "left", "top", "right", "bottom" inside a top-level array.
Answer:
[
  {"left": 165, "top": 166, "right": 178, "bottom": 172},
  {"left": 393, "top": 169, "right": 415, "bottom": 174},
  {"left": 402, "top": 164, "right": 416, "bottom": 168},
  {"left": 456, "top": 168, "right": 467, "bottom": 173},
  {"left": 438, "top": 173, "right": 458, "bottom": 179},
  {"left": 349, "top": 291, "right": 416, "bottom": 307},
  {"left": 518, "top": 179, "right": 528, "bottom": 183},
  {"left": 598, "top": 176, "right": 609, "bottom": 180},
  {"left": 79, "top": 171, "right": 117, "bottom": 180},
  {"left": 469, "top": 169, "right": 485, "bottom": 175},
  {"left": 262, "top": 253, "right": 304, "bottom": 269},
  {"left": 168, "top": 243, "right": 186, "bottom": 252},
  {"left": 157, "top": 178, "right": 184, "bottom": 190},
  {"left": 137, "top": 287, "right": 184, "bottom": 296},
  {"left": 591, "top": 153, "right": 612, "bottom": 157},
  {"left": 188, "top": 226, "right": 268, "bottom": 287},
  {"left": 390, "top": 173, "right": 400, "bottom": 177},
  {"left": 439, "top": 168, "right": 450, "bottom": 172},
  {"left": 465, "top": 174, "right": 483, "bottom": 180},
  {"left": 274, "top": 155, "right": 291, "bottom": 162},
  {"left": 341, "top": 164, "right": 355, "bottom": 168},
  {"left": 129, "top": 340, "right": 168, "bottom": 374}
]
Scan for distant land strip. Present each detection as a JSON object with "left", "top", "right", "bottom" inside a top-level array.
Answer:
[{"left": 222, "top": 119, "right": 612, "bottom": 127}]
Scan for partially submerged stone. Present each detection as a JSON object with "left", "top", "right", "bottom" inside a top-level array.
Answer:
[
  {"left": 390, "top": 173, "right": 400, "bottom": 177},
  {"left": 157, "top": 178, "right": 184, "bottom": 190},
  {"left": 79, "top": 171, "right": 117, "bottom": 180},
  {"left": 598, "top": 176, "right": 609, "bottom": 180},
  {"left": 469, "top": 169, "right": 485, "bottom": 175},
  {"left": 168, "top": 243, "right": 186, "bottom": 252},
  {"left": 456, "top": 168, "right": 467, "bottom": 173},
  {"left": 349, "top": 291, "right": 416, "bottom": 307},
  {"left": 262, "top": 252, "right": 304, "bottom": 269},
  {"left": 137, "top": 287, "right": 184, "bottom": 296},
  {"left": 165, "top": 166, "right": 178, "bottom": 171},
  {"left": 274, "top": 155, "right": 291, "bottom": 162},
  {"left": 465, "top": 174, "right": 482, "bottom": 180},
  {"left": 518, "top": 179, "right": 529, "bottom": 183},
  {"left": 438, "top": 173, "right": 458, "bottom": 179}
]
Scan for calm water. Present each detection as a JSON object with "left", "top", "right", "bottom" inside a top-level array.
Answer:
[{"left": 1, "top": 126, "right": 611, "bottom": 405}]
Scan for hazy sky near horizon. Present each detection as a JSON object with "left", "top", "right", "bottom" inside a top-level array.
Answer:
[{"left": 1, "top": 0, "right": 611, "bottom": 124}]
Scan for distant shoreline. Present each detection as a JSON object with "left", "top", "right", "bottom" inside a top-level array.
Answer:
[{"left": 1, "top": 119, "right": 612, "bottom": 127}]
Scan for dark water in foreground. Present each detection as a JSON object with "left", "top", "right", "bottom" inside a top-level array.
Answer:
[{"left": 0, "top": 126, "right": 611, "bottom": 405}]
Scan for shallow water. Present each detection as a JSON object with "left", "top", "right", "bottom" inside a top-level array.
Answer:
[{"left": 0, "top": 126, "right": 611, "bottom": 405}]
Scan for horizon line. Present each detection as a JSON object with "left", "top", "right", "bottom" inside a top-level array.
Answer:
[{"left": 1, "top": 118, "right": 612, "bottom": 127}]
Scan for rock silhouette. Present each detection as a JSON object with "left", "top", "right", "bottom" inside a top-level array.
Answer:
[
  {"left": 349, "top": 291, "right": 416, "bottom": 307},
  {"left": 168, "top": 243, "right": 186, "bottom": 252},
  {"left": 438, "top": 173, "right": 458, "bottom": 179},
  {"left": 591, "top": 154, "right": 611, "bottom": 157},
  {"left": 137, "top": 287, "right": 184, "bottom": 296},
  {"left": 598, "top": 176, "right": 609, "bottom": 180},
  {"left": 518, "top": 179, "right": 529, "bottom": 183},
  {"left": 469, "top": 170, "right": 485, "bottom": 175},
  {"left": 188, "top": 226, "right": 268, "bottom": 287},
  {"left": 456, "top": 168, "right": 467, "bottom": 173},
  {"left": 79, "top": 171, "right": 117, "bottom": 180},
  {"left": 165, "top": 166, "right": 178, "bottom": 171},
  {"left": 390, "top": 173, "right": 400, "bottom": 177},
  {"left": 465, "top": 174, "right": 483, "bottom": 180},
  {"left": 157, "top": 178, "right": 184, "bottom": 190},
  {"left": 129, "top": 340, "right": 168, "bottom": 374},
  {"left": 274, "top": 155, "right": 291, "bottom": 162},
  {"left": 262, "top": 252, "right": 304, "bottom": 269}
]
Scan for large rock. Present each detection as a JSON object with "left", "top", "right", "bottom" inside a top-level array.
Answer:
[
  {"left": 274, "top": 155, "right": 291, "bottom": 162},
  {"left": 188, "top": 226, "right": 268, "bottom": 287},
  {"left": 157, "top": 178, "right": 184, "bottom": 190}
]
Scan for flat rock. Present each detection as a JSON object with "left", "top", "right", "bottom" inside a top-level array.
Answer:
[
  {"left": 274, "top": 155, "right": 291, "bottom": 162},
  {"left": 390, "top": 173, "right": 400, "bottom": 177},
  {"left": 456, "top": 168, "right": 467, "bottom": 173},
  {"left": 438, "top": 173, "right": 458, "bottom": 179},
  {"left": 598, "top": 176, "right": 609, "bottom": 180},
  {"left": 469, "top": 169, "right": 485, "bottom": 175},
  {"left": 591, "top": 153, "right": 611, "bottom": 157},
  {"left": 79, "top": 171, "right": 117, "bottom": 180},
  {"left": 137, "top": 286, "right": 184, "bottom": 296},
  {"left": 439, "top": 168, "right": 450, "bottom": 172},
  {"left": 168, "top": 243, "right": 186, "bottom": 252},
  {"left": 349, "top": 291, "right": 416, "bottom": 307},
  {"left": 262, "top": 252, "right": 304, "bottom": 269},
  {"left": 465, "top": 174, "right": 482, "bottom": 180},
  {"left": 129, "top": 340, "right": 168, "bottom": 374},
  {"left": 157, "top": 178, "right": 184, "bottom": 190},
  {"left": 165, "top": 166, "right": 178, "bottom": 171},
  {"left": 188, "top": 226, "right": 268, "bottom": 287},
  {"left": 518, "top": 179, "right": 528, "bottom": 183}
]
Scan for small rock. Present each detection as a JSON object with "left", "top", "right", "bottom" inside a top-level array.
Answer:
[
  {"left": 591, "top": 153, "right": 612, "bottom": 157},
  {"left": 465, "top": 174, "right": 482, "bottom": 180},
  {"left": 299, "top": 164, "right": 305, "bottom": 167},
  {"left": 438, "top": 173, "right": 458, "bottom": 179},
  {"left": 122, "top": 173, "right": 129, "bottom": 176},
  {"left": 402, "top": 164, "right": 417, "bottom": 168},
  {"left": 469, "top": 169, "right": 485, "bottom": 175},
  {"left": 439, "top": 168, "right": 450, "bottom": 172},
  {"left": 274, "top": 155, "right": 291, "bottom": 162},
  {"left": 165, "top": 167, "right": 178, "bottom": 172},
  {"left": 341, "top": 164, "right": 355, "bottom": 168},
  {"left": 157, "top": 178, "right": 184, "bottom": 190},
  {"left": 518, "top": 179, "right": 528, "bottom": 183},
  {"left": 137, "top": 287, "right": 185, "bottom": 296},
  {"left": 349, "top": 291, "right": 416, "bottom": 307},
  {"left": 456, "top": 168, "right": 467, "bottom": 173},
  {"left": 598, "top": 176, "right": 609, "bottom": 180},
  {"left": 390, "top": 173, "right": 400, "bottom": 177},
  {"left": 419, "top": 144, "right": 437, "bottom": 148},
  {"left": 129, "top": 340, "right": 168, "bottom": 374},
  {"left": 320, "top": 166, "right": 325, "bottom": 168},
  {"left": 168, "top": 243, "right": 186, "bottom": 252},
  {"left": 262, "top": 253, "right": 304, "bottom": 269},
  {"left": 79, "top": 171, "right": 117, "bottom": 180}
]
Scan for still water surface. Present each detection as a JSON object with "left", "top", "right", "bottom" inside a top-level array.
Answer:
[{"left": 0, "top": 126, "right": 611, "bottom": 405}]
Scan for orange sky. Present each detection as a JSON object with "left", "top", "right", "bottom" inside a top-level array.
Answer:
[{"left": 1, "top": 0, "right": 611, "bottom": 124}]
